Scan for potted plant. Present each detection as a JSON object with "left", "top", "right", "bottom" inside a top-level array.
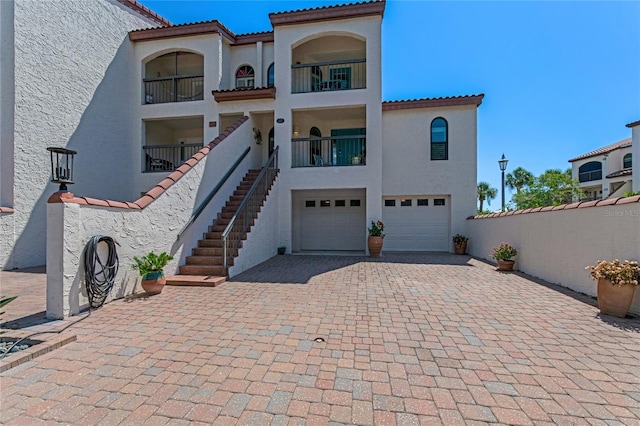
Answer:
[
  {"left": 492, "top": 242, "right": 517, "bottom": 271},
  {"left": 349, "top": 154, "right": 361, "bottom": 165},
  {"left": 277, "top": 246, "right": 286, "bottom": 255},
  {"left": 452, "top": 234, "right": 469, "bottom": 255},
  {"left": 586, "top": 259, "right": 639, "bottom": 318},
  {"left": 368, "top": 220, "right": 385, "bottom": 258},
  {"left": 132, "top": 251, "right": 174, "bottom": 295}
]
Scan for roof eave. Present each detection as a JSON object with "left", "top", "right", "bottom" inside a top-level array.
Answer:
[
  {"left": 382, "top": 94, "right": 484, "bottom": 111},
  {"left": 269, "top": 1, "right": 385, "bottom": 27}
]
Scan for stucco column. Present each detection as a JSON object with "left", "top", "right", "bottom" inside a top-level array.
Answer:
[{"left": 46, "top": 193, "right": 82, "bottom": 319}]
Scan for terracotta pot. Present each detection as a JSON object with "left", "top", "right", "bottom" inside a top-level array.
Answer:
[
  {"left": 141, "top": 271, "right": 166, "bottom": 295},
  {"left": 496, "top": 259, "right": 515, "bottom": 271},
  {"left": 368, "top": 236, "right": 383, "bottom": 258},
  {"left": 597, "top": 278, "right": 635, "bottom": 318},
  {"left": 454, "top": 241, "right": 467, "bottom": 255}
]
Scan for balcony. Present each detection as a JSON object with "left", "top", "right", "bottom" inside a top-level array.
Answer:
[
  {"left": 291, "top": 60, "right": 366, "bottom": 94},
  {"left": 292, "top": 135, "right": 366, "bottom": 168},
  {"left": 143, "top": 143, "right": 202, "bottom": 173},
  {"left": 144, "top": 75, "right": 204, "bottom": 104}
]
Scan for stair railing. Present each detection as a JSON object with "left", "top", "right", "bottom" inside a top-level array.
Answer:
[
  {"left": 177, "top": 147, "right": 251, "bottom": 241},
  {"left": 221, "top": 146, "right": 279, "bottom": 276}
]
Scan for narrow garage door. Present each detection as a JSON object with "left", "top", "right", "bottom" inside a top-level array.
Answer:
[
  {"left": 294, "top": 190, "right": 366, "bottom": 251},
  {"left": 382, "top": 196, "right": 450, "bottom": 251}
]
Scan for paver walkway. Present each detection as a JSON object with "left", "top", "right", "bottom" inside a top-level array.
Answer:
[{"left": 1, "top": 253, "right": 640, "bottom": 425}]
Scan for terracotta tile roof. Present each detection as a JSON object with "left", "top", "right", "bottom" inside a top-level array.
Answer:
[
  {"left": 116, "top": 0, "right": 171, "bottom": 26},
  {"left": 568, "top": 138, "right": 632, "bottom": 162},
  {"left": 212, "top": 87, "right": 276, "bottom": 102},
  {"left": 48, "top": 117, "right": 249, "bottom": 208},
  {"left": 626, "top": 119, "right": 640, "bottom": 128},
  {"left": 0, "top": 207, "right": 15, "bottom": 214},
  {"left": 606, "top": 168, "right": 633, "bottom": 179},
  {"left": 235, "top": 31, "right": 274, "bottom": 45},
  {"left": 468, "top": 194, "right": 640, "bottom": 220},
  {"left": 269, "top": 0, "right": 385, "bottom": 27},
  {"left": 382, "top": 94, "right": 484, "bottom": 111},
  {"left": 129, "top": 19, "right": 236, "bottom": 42}
]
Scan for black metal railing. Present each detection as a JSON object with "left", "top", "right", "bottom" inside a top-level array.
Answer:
[
  {"left": 578, "top": 170, "right": 602, "bottom": 182},
  {"left": 177, "top": 147, "right": 251, "bottom": 241},
  {"left": 222, "top": 146, "right": 279, "bottom": 276},
  {"left": 143, "top": 143, "right": 202, "bottom": 172},
  {"left": 291, "top": 59, "right": 366, "bottom": 94},
  {"left": 144, "top": 75, "right": 204, "bottom": 104},
  {"left": 291, "top": 135, "right": 366, "bottom": 168}
]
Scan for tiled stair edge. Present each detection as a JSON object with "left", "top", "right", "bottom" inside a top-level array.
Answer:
[{"left": 47, "top": 116, "right": 249, "bottom": 209}]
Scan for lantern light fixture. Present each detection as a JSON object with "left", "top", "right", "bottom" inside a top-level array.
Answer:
[{"left": 47, "top": 147, "right": 76, "bottom": 191}]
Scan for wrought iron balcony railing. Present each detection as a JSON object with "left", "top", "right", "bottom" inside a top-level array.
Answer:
[
  {"left": 143, "top": 75, "right": 204, "bottom": 104},
  {"left": 291, "top": 59, "right": 366, "bottom": 94},
  {"left": 292, "top": 135, "right": 366, "bottom": 168},
  {"left": 142, "top": 143, "right": 202, "bottom": 173}
]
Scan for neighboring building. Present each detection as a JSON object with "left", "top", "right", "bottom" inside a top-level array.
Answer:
[
  {"left": 569, "top": 137, "right": 633, "bottom": 201},
  {"left": 628, "top": 119, "right": 640, "bottom": 192},
  {"left": 2, "top": 0, "right": 483, "bottom": 270}
]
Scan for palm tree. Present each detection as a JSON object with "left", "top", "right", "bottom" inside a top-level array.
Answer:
[
  {"left": 477, "top": 181, "right": 498, "bottom": 212},
  {"left": 505, "top": 167, "right": 534, "bottom": 194}
]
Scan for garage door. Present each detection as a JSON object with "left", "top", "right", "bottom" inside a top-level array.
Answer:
[
  {"left": 295, "top": 191, "right": 366, "bottom": 251},
  {"left": 382, "top": 196, "right": 450, "bottom": 251}
]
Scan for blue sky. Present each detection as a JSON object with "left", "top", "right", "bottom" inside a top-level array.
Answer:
[{"left": 137, "top": 0, "right": 640, "bottom": 209}]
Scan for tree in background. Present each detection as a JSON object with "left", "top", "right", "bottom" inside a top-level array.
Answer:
[
  {"left": 505, "top": 167, "right": 535, "bottom": 195},
  {"left": 512, "top": 168, "right": 583, "bottom": 209},
  {"left": 477, "top": 181, "right": 497, "bottom": 213}
]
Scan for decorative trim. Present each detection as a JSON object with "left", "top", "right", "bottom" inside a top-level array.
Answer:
[
  {"left": 212, "top": 87, "right": 276, "bottom": 102},
  {"left": 382, "top": 94, "right": 484, "bottom": 111},
  {"left": 269, "top": 1, "right": 385, "bottom": 27}
]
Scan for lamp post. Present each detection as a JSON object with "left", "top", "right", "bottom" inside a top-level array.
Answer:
[
  {"left": 47, "top": 147, "right": 76, "bottom": 191},
  {"left": 498, "top": 153, "right": 509, "bottom": 212}
]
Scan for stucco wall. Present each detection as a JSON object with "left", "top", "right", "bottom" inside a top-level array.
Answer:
[
  {"left": 633, "top": 125, "right": 639, "bottom": 192},
  {"left": 0, "top": 0, "right": 15, "bottom": 209},
  {"left": 466, "top": 200, "right": 640, "bottom": 315},
  {"left": 382, "top": 105, "right": 478, "bottom": 242},
  {"left": 7, "top": 0, "right": 156, "bottom": 269},
  {"left": 0, "top": 212, "right": 14, "bottom": 268},
  {"left": 46, "top": 121, "right": 260, "bottom": 318}
]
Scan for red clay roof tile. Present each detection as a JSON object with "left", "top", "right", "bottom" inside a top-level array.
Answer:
[
  {"left": 116, "top": 0, "right": 171, "bottom": 26},
  {"left": 616, "top": 195, "right": 640, "bottom": 204},
  {"left": 269, "top": 1, "right": 385, "bottom": 27},
  {"left": 568, "top": 138, "right": 631, "bottom": 162},
  {"left": 0, "top": 207, "right": 15, "bottom": 213},
  {"left": 382, "top": 94, "right": 484, "bottom": 111},
  {"left": 626, "top": 119, "right": 640, "bottom": 128}
]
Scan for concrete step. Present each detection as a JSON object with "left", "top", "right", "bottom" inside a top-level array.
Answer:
[
  {"left": 179, "top": 265, "right": 225, "bottom": 276},
  {"left": 185, "top": 255, "right": 224, "bottom": 266},
  {"left": 165, "top": 275, "right": 226, "bottom": 287}
]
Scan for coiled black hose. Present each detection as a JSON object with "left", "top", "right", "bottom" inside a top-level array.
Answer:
[{"left": 84, "top": 235, "right": 119, "bottom": 309}]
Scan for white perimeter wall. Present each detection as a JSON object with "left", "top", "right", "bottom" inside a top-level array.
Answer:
[
  {"left": 7, "top": 0, "right": 155, "bottom": 269},
  {"left": 467, "top": 201, "right": 640, "bottom": 315},
  {"left": 633, "top": 125, "right": 640, "bottom": 192},
  {"left": 382, "top": 105, "right": 478, "bottom": 244},
  {"left": 46, "top": 123, "right": 262, "bottom": 318}
]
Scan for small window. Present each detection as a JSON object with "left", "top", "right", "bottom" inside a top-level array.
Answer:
[
  {"left": 431, "top": 117, "right": 448, "bottom": 160},
  {"left": 623, "top": 153, "right": 632, "bottom": 169},
  {"left": 401, "top": 199, "right": 412, "bottom": 207},
  {"left": 335, "top": 200, "right": 345, "bottom": 207},
  {"left": 350, "top": 200, "right": 361, "bottom": 207},
  {"left": 384, "top": 200, "right": 396, "bottom": 207},
  {"left": 320, "top": 200, "right": 331, "bottom": 207},
  {"left": 305, "top": 200, "right": 315, "bottom": 207},
  {"left": 236, "top": 65, "right": 255, "bottom": 88},
  {"left": 434, "top": 198, "right": 446, "bottom": 206},
  {"left": 417, "top": 199, "right": 428, "bottom": 206},
  {"left": 267, "top": 63, "right": 275, "bottom": 87}
]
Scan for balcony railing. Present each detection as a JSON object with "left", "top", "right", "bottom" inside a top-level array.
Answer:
[
  {"left": 292, "top": 135, "right": 366, "bottom": 168},
  {"left": 144, "top": 75, "right": 204, "bottom": 104},
  {"left": 291, "top": 59, "right": 366, "bottom": 94},
  {"left": 143, "top": 143, "right": 202, "bottom": 172},
  {"left": 578, "top": 170, "right": 602, "bottom": 182}
]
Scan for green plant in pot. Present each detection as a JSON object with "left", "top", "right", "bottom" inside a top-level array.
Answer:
[
  {"left": 133, "top": 251, "right": 174, "bottom": 295},
  {"left": 492, "top": 242, "right": 517, "bottom": 271},
  {"left": 452, "top": 234, "right": 469, "bottom": 255},
  {"left": 587, "top": 259, "right": 639, "bottom": 318}
]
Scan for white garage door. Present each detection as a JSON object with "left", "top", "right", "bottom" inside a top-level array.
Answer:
[
  {"left": 295, "top": 191, "right": 366, "bottom": 251},
  {"left": 382, "top": 196, "right": 450, "bottom": 251}
]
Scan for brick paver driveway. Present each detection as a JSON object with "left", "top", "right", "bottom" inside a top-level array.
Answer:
[{"left": 2, "top": 253, "right": 640, "bottom": 425}]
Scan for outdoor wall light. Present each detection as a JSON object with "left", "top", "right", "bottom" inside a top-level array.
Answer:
[
  {"left": 293, "top": 126, "right": 300, "bottom": 137},
  {"left": 47, "top": 147, "right": 76, "bottom": 191}
]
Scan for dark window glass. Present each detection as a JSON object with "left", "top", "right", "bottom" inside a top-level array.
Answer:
[
  {"left": 320, "top": 200, "right": 331, "bottom": 207},
  {"left": 267, "top": 63, "right": 275, "bottom": 87},
  {"left": 335, "top": 200, "right": 345, "bottom": 207},
  {"left": 417, "top": 199, "right": 428, "bottom": 206},
  {"left": 623, "top": 153, "right": 632, "bottom": 169},
  {"left": 384, "top": 200, "right": 395, "bottom": 207},
  {"left": 401, "top": 199, "right": 412, "bottom": 206},
  {"left": 350, "top": 200, "right": 361, "bottom": 207},
  {"left": 434, "top": 198, "right": 446, "bottom": 206},
  {"left": 305, "top": 200, "right": 315, "bottom": 207},
  {"left": 431, "top": 117, "right": 448, "bottom": 160},
  {"left": 578, "top": 161, "right": 602, "bottom": 182}
]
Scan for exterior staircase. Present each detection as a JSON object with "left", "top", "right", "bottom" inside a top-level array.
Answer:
[{"left": 166, "top": 168, "right": 277, "bottom": 287}]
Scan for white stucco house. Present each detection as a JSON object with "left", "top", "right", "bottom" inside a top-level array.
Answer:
[
  {"left": 2, "top": 0, "right": 483, "bottom": 278},
  {"left": 569, "top": 133, "right": 634, "bottom": 201}
]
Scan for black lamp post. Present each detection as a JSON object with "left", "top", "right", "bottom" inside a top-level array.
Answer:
[
  {"left": 47, "top": 147, "right": 76, "bottom": 191},
  {"left": 498, "top": 153, "right": 509, "bottom": 212}
]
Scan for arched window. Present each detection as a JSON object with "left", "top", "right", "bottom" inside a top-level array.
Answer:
[
  {"left": 236, "top": 65, "right": 255, "bottom": 88},
  {"left": 623, "top": 153, "right": 632, "bottom": 169},
  {"left": 578, "top": 161, "right": 602, "bottom": 182},
  {"left": 267, "top": 63, "right": 275, "bottom": 88},
  {"left": 431, "top": 118, "right": 448, "bottom": 160}
]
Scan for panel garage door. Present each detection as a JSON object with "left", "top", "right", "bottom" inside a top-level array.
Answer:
[
  {"left": 296, "top": 193, "right": 366, "bottom": 251},
  {"left": 382, "top": 196, "right": 450, "bottom": 251}
]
